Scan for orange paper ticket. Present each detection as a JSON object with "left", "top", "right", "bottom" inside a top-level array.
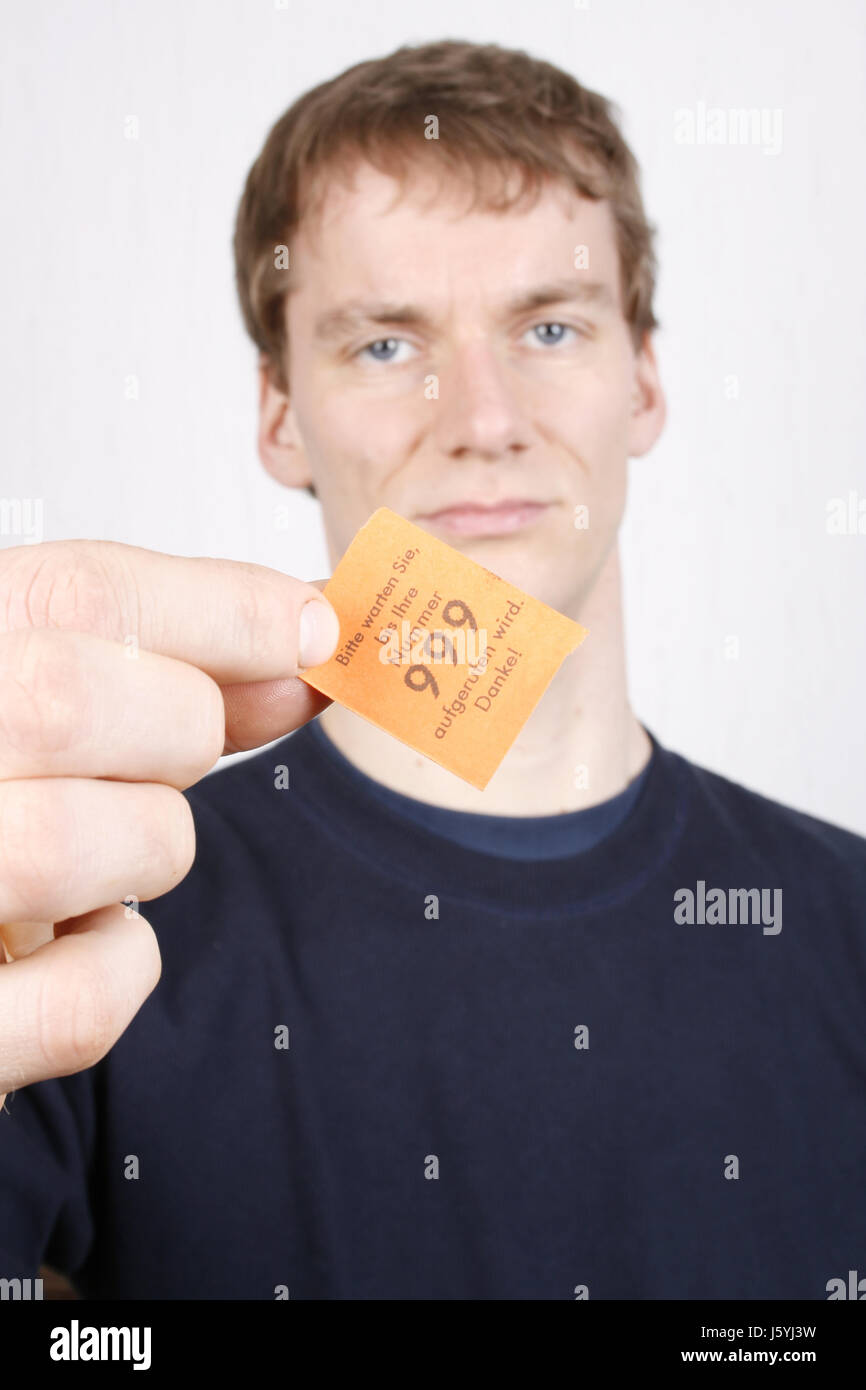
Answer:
[{"left": 299, "top": 508, "right": 588, "bottom": 789}]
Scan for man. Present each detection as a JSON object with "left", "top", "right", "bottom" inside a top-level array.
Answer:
[{"left": 0, "top": 40, "right": 863, "bottom": 1300}]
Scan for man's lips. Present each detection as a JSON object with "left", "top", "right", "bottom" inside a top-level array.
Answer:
[{"left": 415, "top": 500, "right": 550, "bottom": 537}]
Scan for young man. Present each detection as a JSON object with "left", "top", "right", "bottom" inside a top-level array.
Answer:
[{"left": 0, "top": 40, "right": 864, "bottom": 1301}]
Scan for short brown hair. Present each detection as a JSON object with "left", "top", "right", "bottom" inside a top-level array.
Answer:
[{"left": 233, "top": 39, "right": 658, "bottom": 396}]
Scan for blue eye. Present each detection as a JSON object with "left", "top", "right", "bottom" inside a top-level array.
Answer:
[
  {"left": 526, "top": 322, "right": 576, "bottom": 347},
  {"left": 359, "top": 338, "right": 414, "bottom": 363}
]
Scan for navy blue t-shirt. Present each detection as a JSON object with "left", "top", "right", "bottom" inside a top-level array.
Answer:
[{"left": 1, "top": 719, "right": 864, "bottom": 1300}]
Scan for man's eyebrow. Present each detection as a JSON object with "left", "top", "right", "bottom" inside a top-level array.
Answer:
[
  {"left": 311, "top": 278, "right": 615, "bottom": 343},
  {"left": 506, "top": 278, "right": 615, "bottom": 316}
]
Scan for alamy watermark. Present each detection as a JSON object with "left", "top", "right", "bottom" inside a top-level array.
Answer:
[
  {"left": 674, "top": 880, "right": 782, "bottom": 935},
  {"left": 1, "top": 1276, "right": 43, "bottom": 1299},
  {"left": 826, "top": 490, "right": 866, "bottom": 535},
  {"left": 377, "top": 618, "right": 489, "bottom": 668},
  {"left": 674, "top": 103, "right": 783, "bottom": 157},
  {"left": 49, "top": 1320, "right": 151, "bottom": 1370},
  {"left": 0, "top": 497, "right": 43, "bottom": 544}
]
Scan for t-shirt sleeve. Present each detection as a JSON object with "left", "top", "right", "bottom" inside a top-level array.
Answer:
[{"left": 0, "top": 1068, "right": 98, "bottom": 1288}]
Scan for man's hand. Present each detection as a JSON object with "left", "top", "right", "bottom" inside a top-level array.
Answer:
[{"left": 0, "top": 539, "right": 339, "bottom": 1106}]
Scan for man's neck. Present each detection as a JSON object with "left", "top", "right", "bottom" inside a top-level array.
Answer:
[{"left": 316, "top": 543, "right": 651, "bottom": 816}]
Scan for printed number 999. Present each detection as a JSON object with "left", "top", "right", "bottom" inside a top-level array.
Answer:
[{"left": 403, "top": 599, "right": 476, "bottom": 699}]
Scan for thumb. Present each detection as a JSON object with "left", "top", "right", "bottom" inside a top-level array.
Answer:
[{"left": 220, "top": 578, "right": 335, "bottom": 756}]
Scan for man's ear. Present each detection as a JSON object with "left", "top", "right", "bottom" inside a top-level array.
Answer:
[
  {"left": 627, "top": 332, "right": 666, "bottom": 458},
  {"left": 257, "top": 355, "right": 314, "bottom": 489}
]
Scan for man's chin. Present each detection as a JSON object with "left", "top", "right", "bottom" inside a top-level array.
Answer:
[{"left": 447, "top": 533, "right": 585, "bottom": 615}]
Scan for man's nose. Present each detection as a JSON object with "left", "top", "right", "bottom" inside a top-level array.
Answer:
[{"left": 431, "top": 340, "right": 532, "bottom": 461}]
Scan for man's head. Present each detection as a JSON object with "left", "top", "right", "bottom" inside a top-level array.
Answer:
[{"left": 234, "top": 39, "right": 665, "bottom": 616}]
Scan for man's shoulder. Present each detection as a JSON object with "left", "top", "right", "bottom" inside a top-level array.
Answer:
[{"left": 671, "top": 739, "right": 866, "bottom": 883}]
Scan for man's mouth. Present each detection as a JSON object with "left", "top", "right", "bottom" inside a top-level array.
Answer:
[{"left": 415, "top": 500, "right": 550, "bottom": 538}]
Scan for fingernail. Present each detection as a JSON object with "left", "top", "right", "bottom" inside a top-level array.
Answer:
[{"left": 298, "top": 598, "right": 340, "bottom": 668}]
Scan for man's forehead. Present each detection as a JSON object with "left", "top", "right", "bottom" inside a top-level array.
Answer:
[
  {"left": 296, "top": 154, "right": 614, "bottom": 247},
  {"left": 290, "top": 158, "right": 620, "bottom": 310}
]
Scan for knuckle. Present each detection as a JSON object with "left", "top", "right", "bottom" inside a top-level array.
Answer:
[
  {"left": 0, "top": 629, "right": 89, "bottom": 758},
  {"left": 165, "top": 792, "right": 197, "bottom": 884},
  {"left": 0, "top": 783, "right": 198, "bottom": 921},
  {"left": 37, "top": 953, "right": 116, "bottom": 1072},
  {"left": 185, "top": 672, "right": 226, "bottom": 780},
  {"left": 230, "top": 566, "right": 286, "bottom": 667},
  {"left": 133, "top": 787, "right": 197, "bottom": 893},
  {"left": 0, "top": 541, "right": 135, "bottom": 642},
  {"left": 0, "top": 782, "right": 72, "bottom": 920},
  {"left": 134, "top": 915, "right": 163, "bottom": 993}
]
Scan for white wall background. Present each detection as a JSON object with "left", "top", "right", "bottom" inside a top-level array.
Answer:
[{"left": 1, "top": 0, "right": 864, "bottom": 831}]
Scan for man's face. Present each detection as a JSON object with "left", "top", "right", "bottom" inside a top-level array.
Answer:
[{"left": 262, "top": 158, "right": 664, "bottom": 616}]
